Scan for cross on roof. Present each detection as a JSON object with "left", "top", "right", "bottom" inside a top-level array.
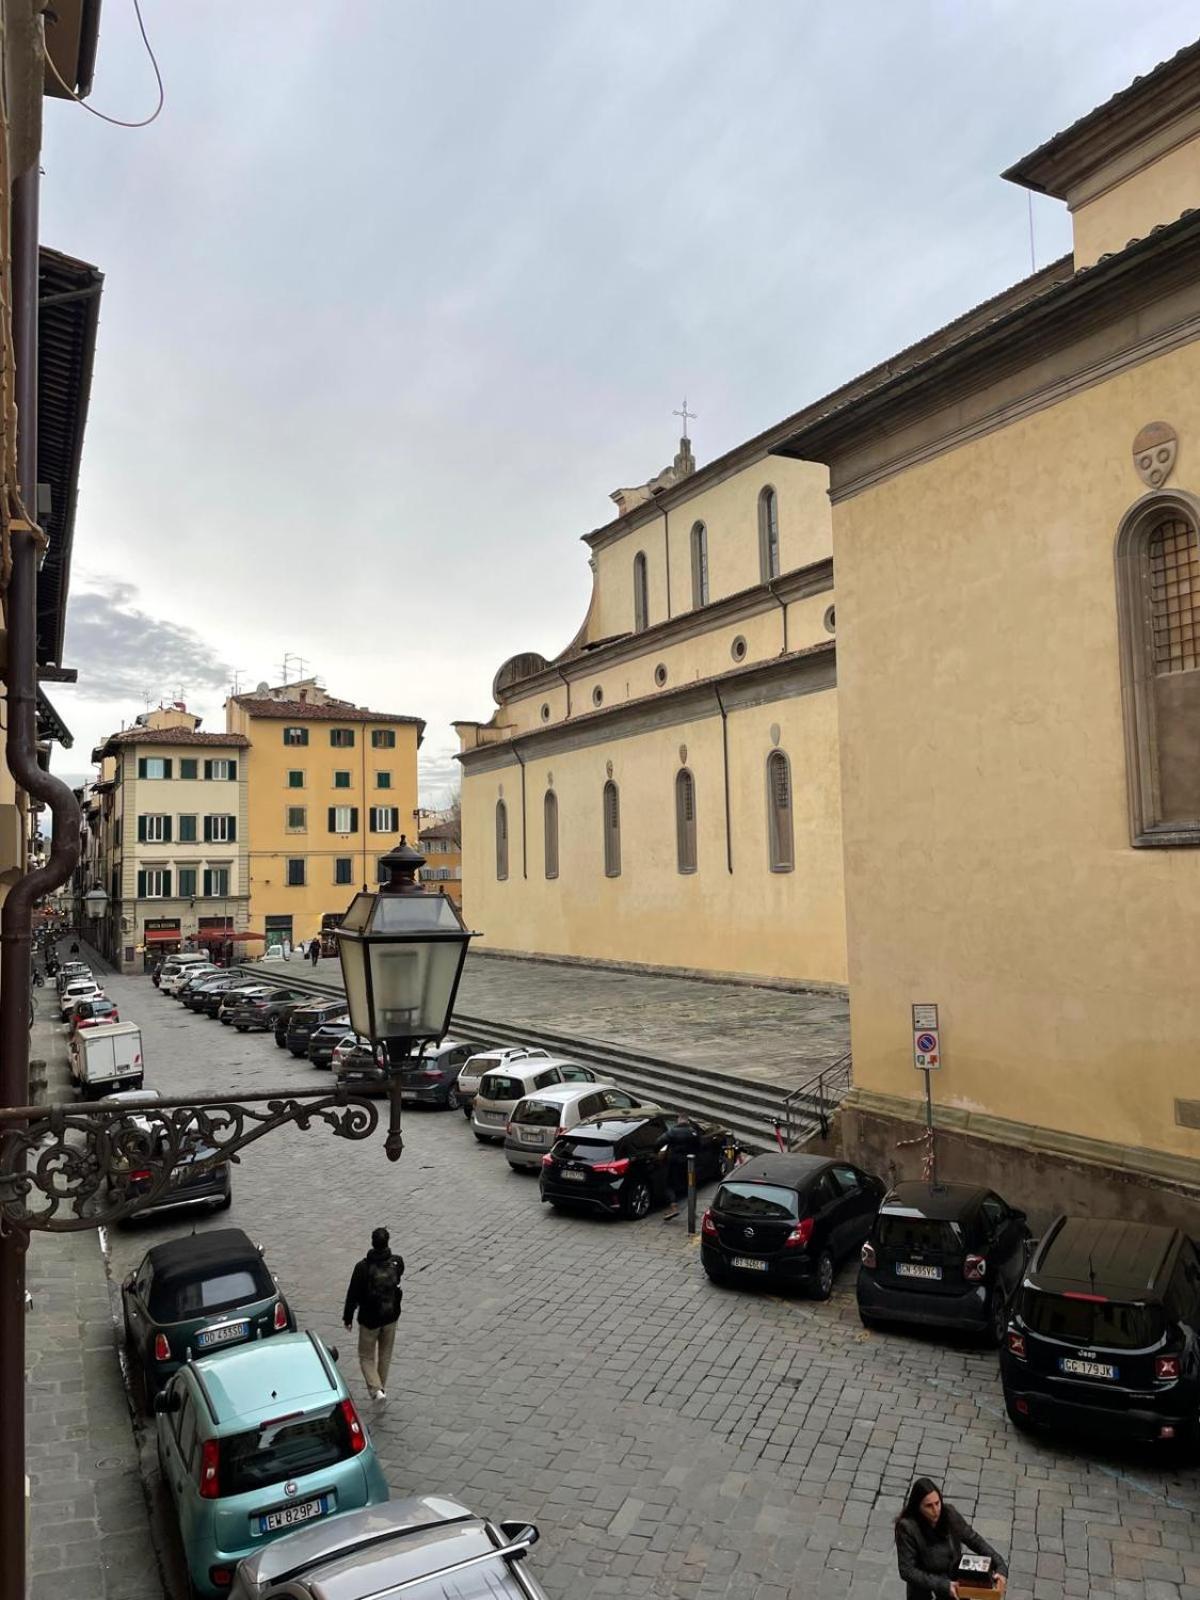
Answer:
[{"left": 673, "top": 397, "right": 696, "bottom": 441}]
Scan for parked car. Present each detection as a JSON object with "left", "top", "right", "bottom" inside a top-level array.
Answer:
[
  {"left": 154, "top": 1331, "right": 388, "bottom": 1600},
  {"left": 540, "top": 1110, "right": 730, "bottom": 1220},
  {"left": 701, "top": 1154, "right": 885, "bottom": 1299},
  {"left": 163, "top": 961, "right": 220, "bottom": 996},
  {"left": 107, "top": 1091, "right": 233, "bottom": 1222},
  {"left": 285, "top": 1000, "right": 351, "bottom": 1058},
  {"left": 159, "top": 953, "right": 214, "bottom": 992},
  {"left": 505, "top": 1082, "right": 641, "bottom": 1170},
  {"left": 273, "top": 997, "right": 315, "bottom": 1048},
  {"left": 174, "top": 965, "right": 223, "bottom": 999},
  {"left": 59, "top": 978, "right": 102, "bottom": 1021},
  {"left": 308, "top": 1018, "right": 355, "bottom": 1068},
  {"left": 398, "top": 1038, "right": 477, "bottom": 1109},
  {"left": 457, "top": 1046, "right": 551, "bottom": 1117},
  {"left": 218, "top": 985, "right": 272, "bottom": 1025},
  {"left": 68, "top": 994, "right": 120, "bottom": 1033},
  {"left": 198, "top": 980, "right": 263, "bottom": 1019},
  {"left": 472, "top": 1058, "right": 598, "bottom": 1143},
  {"left": 857, "top": 1181, "right": 1030, "bottom": 1342},
  {"left": 184, "top": 975, "right": 239, "bottom": 1012},
  {"left": 229, "top": 1495, "right": 547, "bottom": 1599},
  {"left": 121, "top": 1229, "right": 295, "bottom": 1396},
  {"left": 230, "top": 987, "right": 308, "bottom": 1033},
  {"left": 55, "top": 959, "right": 91, "bottom": 994},
  {"left": 1000, "top": 1215, "right": 1200, "bottom": 1445}
]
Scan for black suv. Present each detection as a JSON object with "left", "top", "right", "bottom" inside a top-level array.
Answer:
[
  {"left": 1000, "top": 1215, "right": 1200, "bottom": 1446},
  {"left": 197, "top": 980, "right": 260, "bottom": 1019},
  {"left": 274, "top": 997, "right": 314, "bottom": 1048},
  {"left": 541, "top": 1112, "right": 678, "bottom": 1219},
  {"left": 701, "top": 1154, "right": 884, "bottom": 1299},
  {"left": 229, "top": 987, "right": 307, "bottom": 1033},
  {"left": 285, "top": 999, "right": 349, "bottom": 1057},
  {"left": 183, "top": 975, "right": 236, "bottom": 1012},
  {"left": 857, "top": 1182, "right": 1030, "bottom": 1342}
]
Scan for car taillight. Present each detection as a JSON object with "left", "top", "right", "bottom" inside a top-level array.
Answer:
[
  {"left": 861, "top": 1241, "right": 876, "bottom": 1268},
  {"left": 784, "top": 1217, "right": 815, "bottom": 1249},
  {"left": 153, "top": 1333, "right": 170, "bottom": 1362},
  {"left": 701, "top": 1209, "right": 717, "bottom": 1239},
  {"left": 964, "top": 1254, "right": 987, "bottom": 1282},
  {"left": 1155, "top": 1355, "right": 1181, "bottom": 1381},
  {"left": 272, "top": 1300, "right": 288, "bottom": 1331},
  {"left": 208, "top": 1566, "right": 234, "bottom": 1589},
  {"left": 541, "top": 1153, "right": 554, "bottom": 1167},
  {"left": 592, "top": 1158, "right": 631, "bottom": 1176},
  {"left": 130, "top": 1169, "right": 151, "bottom": 1183},
  {"left": 340, "top": 1398, "right": 366, "bottom": 1453},
  {"left": 198, "top": 1438, "right": 220, "bottom": 1498},
  {"left": 1007, "top": 1329, "right": 1026, "bottom": 1359},
  {"left": 505, "top": 1122, "right": 513, "bottom": 1135},
  {"left": 556, "top": 1126, "right": 566, "bottom": 1139}
]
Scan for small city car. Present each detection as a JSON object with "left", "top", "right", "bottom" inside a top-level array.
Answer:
[
  {"left": 69, "top": 994, "right": 120, "bottom": 1033},
  {"left": 1000, "top": 1215, "right": 1200, "bottom": 1446},
  {"left": 230, "top": 988, "right": 308, "bottom": 1033},
  {"left": 122, "top": 1229, "right": 295, "bottom": 1397},
  {"left": 229, "top": 1494, "right": 547, "bottom": 1600},
  {"left": 285, "top": 1000, "right": 351, "bottom": 1058},
  {"left": 505, "top": 1082, "right": 640, "bottom": 1171},
  {"left": 857, "top": 1182, "right": 1030, "bottom": 1342},
  {"left": 472, "top": 1058, "right": 598, "bottom": 1143},
  {"left": 457, "top": 1046, "right": 551, "bottom": 1117},
  {"left": 540, "top": 1111, "right": 732, "bottom": 1220},
  {"left": 701, "top": 1154, "right": 885, "bottom": 1298},
  {"left": 55, "top": 959, "right": 91, "bottom": 994},
  {"left": 154, "top": 1330, "right": 389, "bottom": 1600},
  {"left": 399, "top": 1038, "right": 477, "bottom": 1109}
]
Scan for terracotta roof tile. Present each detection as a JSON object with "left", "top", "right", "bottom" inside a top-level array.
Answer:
[
  {"left": 232, "top": 696, "right": 423, "bottom": 727},
  {"left": 99, "top": 727, "right": 249, "bottom": 750}
]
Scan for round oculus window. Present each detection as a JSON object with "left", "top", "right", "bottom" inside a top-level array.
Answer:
[
  {"left": 654, "top": 663, "right": 668, "bottom": 687},
  {"left": 592, "top": 685, "right": 604, "bottom": 707},
  {"left": 731, "top": 635, "right": 748, "bottom": 662}
]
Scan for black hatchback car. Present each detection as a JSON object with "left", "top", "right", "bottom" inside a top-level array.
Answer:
[
  {"left": 701, "top": 1154, "right": 884, "bottom": 1299},
  {"left": 285, "top": 999, "right": 349, "bottom": 1057},
  {"left": 1000, "top": 1215, "right": 1200, "bottom": 1446},
  {"left": 857, "top": 1182, "right": 1030, "bottom": 1342},
  {"left": 541, "top": 1111, "right": 727, "bottom": 1220}
]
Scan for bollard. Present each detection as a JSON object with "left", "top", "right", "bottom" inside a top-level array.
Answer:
[{"left": 686, "top": 1153, "right": 697, "bottom": 1234}]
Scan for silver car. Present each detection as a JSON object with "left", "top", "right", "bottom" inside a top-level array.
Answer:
[
  {"left": 504, "top": 1082, "right": 641, "bottom": 1170},
  {"left": 230, "top": 1494, "right": 548, "bottom": 1598},
  {"left": 472, "top": 1057, "right": 598, "bottom": 1144},
  {"left": 456, "top": 1046, "right": 551, "bottom": 1118}
]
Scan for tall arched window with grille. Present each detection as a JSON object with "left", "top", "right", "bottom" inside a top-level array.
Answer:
[
  {"left": 675, "top": 768, "right": 697, "bottom": 874},
  {"left": 603, "top": 780, "right": 621, "bottom": 877},
  {"left": 633, "top": 552, "right": 649, "bottom": 632},
  {"left": 543, "top": 790, "right": 559, "bottom": 880},
  {"left": 495, "top": 799, "right": 509, "bottom": 881},
  {"left": 690, "top": 522, "right": 709, "bottom": 608},
  {"left": 766, "top": 750, "right": 794, "bottom": 871},
  {"left": 1115, "top": 494, "right": 1200, "bottom": 844},
  {"left": 758, "top": 487, "right": 780, "bottom": 581}
]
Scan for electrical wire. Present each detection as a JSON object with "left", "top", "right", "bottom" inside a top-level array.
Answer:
[{"left": 43, "top": 0, "right": 164, "bottom": 129}]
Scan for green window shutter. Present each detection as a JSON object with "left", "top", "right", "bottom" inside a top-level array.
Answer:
[
  {"left": 136, "top": 869, "right": 146, "bottom": 897},
  {"left": 162, "top": 871, "right": 172, "bottom": 898},
  {"left": 180, "top": 758, "right": 197, "bottom": 779},
  {"left": 203, "top": 759, "right": 213, "bottom": 780},
  {"left": 227, "top": 815, "right": 237, "bottom": 842},
  {"left": 328, "top": 807, "right": 336, "bottom": 832},
  {"left": 203, "top": 816, "right": 213, "bottom": 843},
  {"left": 349, "top": 807, "right": 359, "bottom": 834},
  {"left": 137, "top": 758, "right": 147, "bottom": 779},
  {"left": 163, "top": 759, "right": 173, "bottom": 779},
  {"left": 227, "top": 759, "right": 237, "bottom": 781},
  {"left": 163, "top": 816, "right": 172, "bottom": 843},
  {"left": 178, "top": 869, "right": 195, "bottom": 898},
  {"left": 137, "top": 815, "right": 146, "bottom": 843},
  {"left": 202, "top": 869, "right": 212, "bottom": 897},
  {"left": 179, "top": 815, "right": 196, "bottom": 843}
]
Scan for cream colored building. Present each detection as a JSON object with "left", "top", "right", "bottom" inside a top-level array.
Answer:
[{"left": 460, "top": 44, "right": 1200, "bottom": 1224}]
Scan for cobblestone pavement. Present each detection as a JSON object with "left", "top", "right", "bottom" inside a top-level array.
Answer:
[
  {"left": 255, "top": 950, "right": 852, "bottom": 1090},
  {"left": 99, "top": 967, "right": 1200, "bottom": 1600}
]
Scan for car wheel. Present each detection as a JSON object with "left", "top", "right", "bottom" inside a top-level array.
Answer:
[
  {"left": 472, "top": 1132, "right": 493, "bottom": 1144},
  {"left": 461, "top": 1102, "right": 472, "bottom": 1119},
  {"left": 445, "top": 1086, "right": 461, "bottom": 1111},
  {"left": 703, "top": 1262, "right": 728, "bottom": 1286},
  {"left": 857, "top": 1309, "right": 882, "bottom": 1331},
  {"left": 289, "top": 1048, "right": 305, "bottom": 1057},
  {"left": 810, "top": 1248, "right": 835, "bottom": 1301},
  {"left": 275, "top": 1036, "right": 287, "bottom": 1049},
  {"left": 987, "top": 1288, "right": 1008, "bottom": 1346},
  {"left": 235, "top": 1025, "right": 247, "bottom": 1033},
  {"left": 622, "top": 1180, "right": 652, "bottom": 1220}
]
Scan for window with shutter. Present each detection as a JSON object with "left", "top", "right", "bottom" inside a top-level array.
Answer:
[
  {"left": 137, "top": 815, "right": 147, "bottom": 843},
  {"left": 675, "top": 769, "right": 697, "bottom": 874},
  {"left": 162, "top": 870, "right": 172, "bottom": 898},
  {"left": 334, "top": 857, "right": 353, "bottom": 885},
  {"left": 349, "top": 807, "right": 358, "bottom": 834},
  {"left": 767, "top": 751, "right": 794, "bottom": 871},
  {"left": 330, "top": 728, "right": 355, "bottom": 748},
  {"left": 203, "top": 816, "right": 212, "bottom": 843},
  {"left": 179, "top": 815, "right": 197, "bottom": 843},
  {"left": 286, "top": 858, "right": 306, "bottom": 886},
  {"left": 283, "top": 727, "right": 309, "bottom": 746},
  {"left": 603, "top": 781, "right": 621, "bottom": 878},
  {"left": 136, "top": 870, "right": 146, "bottom": 897},
  {"left": 202, "top": 869, "right": 212, "bottom": 897},
  {"left": 178, "top": 868, "right": 196, "bottom": 898},
  {"left": 180, "top": 758, "right": 197, "bottom": 780},
  {"left": 543, "top": 790, "right": 559, "bottom": 880},
  {"left": 495, "top": 800, "right": 508, "bottom": 881},
  {"left": 203, "top": 760, "right": 213, "bottom": 780},
  {"left": 138, "top": 758, "right": 146, "bottom": 779}
]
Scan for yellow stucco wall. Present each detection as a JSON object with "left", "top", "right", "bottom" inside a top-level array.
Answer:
[
  {"left": 833, "top": 339, "right": 1200, "bottom": 1161},
  {"left": 1072, "top": 131, "right": 1200, "bottom": 268},
  {"left": 461, "top": 684, "right": 847, "bottom": 986}
]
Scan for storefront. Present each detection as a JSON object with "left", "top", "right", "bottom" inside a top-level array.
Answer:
[{"left": 141, "top": 918, "right": 182, "bottom": 971}]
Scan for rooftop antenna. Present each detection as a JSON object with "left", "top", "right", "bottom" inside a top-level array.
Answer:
[
  {"left": 229, "top": 669, "right": 245, "bottom": 696},
  {"left": 673, "top": 397, "right": 696, "bottom": 442}
]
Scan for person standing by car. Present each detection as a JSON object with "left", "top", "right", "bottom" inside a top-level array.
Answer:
[
  {"left": 342, "top": 1226, "right": 404, "bottom": 1400},
  {"left": 895, "top": 1478, "right": 1007, "bottom": 1599}
]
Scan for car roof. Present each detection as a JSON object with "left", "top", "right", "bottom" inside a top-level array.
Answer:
[
  {"left": 723, "top": 1154, "right": 835, "bottom": 1189},
  {"left": 145, "top": 1227, "right": 262, "bottom": 1285},
  {"left": 517, "top": 1082, "right": 616, "bottom": 1106},
  {"left": 880, "top": 1181, "right": 988, "bottom": 1219},
  {"left": 238, "top": 1496, "right": 485, "bottom": 1591},
  {"left": 572, "top": 1111, "right": 666, "bottom": 1137},
  {"left": 190, "top": 1330, "right": 341, "bottom": 1428},
  {"left": 1032, "top": 1216, "right": 1182, "bottom": 1297}
]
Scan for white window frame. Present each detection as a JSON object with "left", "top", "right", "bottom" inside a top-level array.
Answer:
[
  {"left": 207, "top": 814, "right": 234, "bottom": 843},
  {"left": 144, "top": 814, "right": 169, "bottom": 843},
  {"left": 144, "top": 868, "right": 170, "bottom": 898},
  {"left": 333, "top": 805, "right": 355, "bottom": 834}
]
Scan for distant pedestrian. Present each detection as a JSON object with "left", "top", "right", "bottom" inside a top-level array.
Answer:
[
  {"left": 309, "top": 936, "right": 320, "bottom": 966},
  {"left": 895, "top": 1478, "right": 1007, "bottom": 1600},
  {"left": 69, "top": 940, "right": 79, "bottom": 955},
  {"left": 660, "top": 1116, "right": 692, "bottom": 1221},
  {"left": 282, "top": 938, "right": 291, "bottom": 962},
  {"left": 151, "top": 959, "right": 163, "bottom": 988},
  {"left": 342, "top": 1225, "right": 404, "bottom": 1400}
]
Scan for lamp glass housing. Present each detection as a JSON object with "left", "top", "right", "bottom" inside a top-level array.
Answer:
[{"left": 336, "top": 889, "right": 470, "bottom": 1047}]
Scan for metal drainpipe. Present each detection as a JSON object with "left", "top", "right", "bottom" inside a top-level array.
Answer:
[
  {"left": 512, "top": 740, "right": 528, "bottom": 878},
  {"left": 1, "top": 163, "right": 82, "bottom": 1600},
  {"left": 713, "top": 684, "right": 733, "bottom": 874},
  {"left": 767, "top": 579, "right": 788, "bottom": 653}
]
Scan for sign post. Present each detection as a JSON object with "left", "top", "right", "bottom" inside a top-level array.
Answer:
[{"left": 911, "top": 1003, "right": 941, "bottom": 1189}]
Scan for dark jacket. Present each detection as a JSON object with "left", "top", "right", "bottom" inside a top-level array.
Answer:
[
  {"left": 896, "top": 1505, "right": 1008, "bottom": 1600},
  {"left": 343, "top": 1247, "right": 405, "bottom": 1330}
]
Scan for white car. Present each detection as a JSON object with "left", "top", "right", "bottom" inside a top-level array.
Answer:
[
  {"left": 60, "top": 979, "right": 102, "bottom": 1022},
  {"left": 163, "top": 963, "right": 219, "bottom": 996},
  {"left": 456, "top": 1046, "right": 551, "bottom": 1118}
]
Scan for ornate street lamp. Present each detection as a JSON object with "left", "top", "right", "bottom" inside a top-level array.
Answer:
[
  {"left": 336, "top": 836, "right": 474, "bottom": 1160},
  {"left": 82, "top": 884, "right": 108, "bottom": 922}
]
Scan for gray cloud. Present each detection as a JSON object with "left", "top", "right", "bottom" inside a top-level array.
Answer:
[{"left": 62, "top": 577, "right": 231, "bottom": 704}]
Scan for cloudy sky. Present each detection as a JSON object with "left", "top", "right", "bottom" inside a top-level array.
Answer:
[{"left": 42, "top": 0, "right": 1199, "bottom": 800}]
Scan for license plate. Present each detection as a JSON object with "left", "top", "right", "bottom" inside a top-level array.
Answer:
[
  {"left": 478, "top": 1111, "right": 504, "bottom": 1122},
  {"left": 257, "top": 1495, "right": 327, "bottom": 1534},
  {"left": 731, "top": 1256, "right": 769, "bottom": 1271},
  {"left": 519, "top": 1128, "right": 543, "bottom": 1143},
  {"left": 196, "top": 1319, "right": 248, "bottom": 1349},
  {"left": 561, "top": 1169, "right": 586, "bottom": 1182},
  {"left": 1060, "top": 1357, "right": 1118, "bottom": 1380},
  {"left": 897, "top": 1262, "right": 942, "bottom": 1280}
]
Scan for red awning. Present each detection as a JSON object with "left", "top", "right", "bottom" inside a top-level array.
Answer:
[
  {"left": 143, "top": 929, "right": 181, "bottom": 943},
  {"left": 194, "top": 929, "right": 265, "bottom": 943}
]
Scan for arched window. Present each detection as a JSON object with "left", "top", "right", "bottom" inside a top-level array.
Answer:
[
  {"left": 766, "top": 750, "right": 793, "bottom": 871},
  {"left": 603, "top": 780, "right": 621, "bottom": 877},
  {"left": 543, "top": 790, "right": 559, "bottom": 880},
  {"left": 675, "top": 768, "right": 697, "bottom": 874},
  {"left": 758, "top": 486, "right": 780, "bottom": 581},
  {"left": 690, "top": 522, "right": 709, "bottom": 608},
  {"left": 633, "top": 552, "right": 649, "bottom": 632},
  {"left": 495, "top": 799, "right": 508, "bottom": 881},
  {"left": 1115, "top": 493, "right": 1200, "bottom": 844}
]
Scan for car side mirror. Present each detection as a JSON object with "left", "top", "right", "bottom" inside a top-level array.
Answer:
[{"left": 499, "top": 1521, "right": 539, "bottom": 1556}]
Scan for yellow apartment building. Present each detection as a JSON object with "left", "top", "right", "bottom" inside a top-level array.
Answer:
[
  {"left": 418, "top": 817, "right": 462, "bottom": 908},
  {"left": 227, "top": 681, "right": 423, "bottom": 951}
]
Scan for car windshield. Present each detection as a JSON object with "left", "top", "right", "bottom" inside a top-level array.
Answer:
[
  {"left": 714, "top": 1182, "right": 799, "bottom": 1221},
  {"left": 151, "top": 1265, "right": 272, "bottom": 1321},
  {"left": 480, "top": 1074, "right": 524, "bottom": 1101},
  {"left": 1020, "top": 1289, "right": 1164, "bottom": 1350},
  {"left": 877, "top": 1216, "right": 963, "bottom": 1254},
  {"left": 555, "top": 1139, "right": 615, "bottom": 1163},
  {"left": 514, "top": 1100, "right": 560, "bottom": 1126},
  {"left": 219, "top": 1404, "right": 352, "bottom": 1496}
]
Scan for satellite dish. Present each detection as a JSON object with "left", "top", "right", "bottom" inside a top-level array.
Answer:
[{"left": 255, "top": 681, "right": 270, "bottom": 694}]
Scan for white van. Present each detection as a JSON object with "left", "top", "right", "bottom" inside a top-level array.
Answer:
[{"left": 71, "top": 1022, "right": 144, "bottom": 1099}]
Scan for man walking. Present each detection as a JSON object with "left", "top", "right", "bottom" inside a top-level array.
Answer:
[
  {"left": 342, "top": 1225, "right": 403, "bottom": 1400},
  {"left": 309, "top": 935, "right": 320, "bottom": 966}
]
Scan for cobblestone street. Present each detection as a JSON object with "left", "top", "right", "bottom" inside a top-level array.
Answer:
[{"left": 93, "top": 967, "right": 1200, "bottom": 1600}]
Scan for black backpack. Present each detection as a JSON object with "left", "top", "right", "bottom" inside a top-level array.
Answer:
[{"left": 364, "top": 1254, "right": 401, "bottom": 1319}]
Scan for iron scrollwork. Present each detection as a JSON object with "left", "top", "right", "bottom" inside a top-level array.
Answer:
[{"left": 0, "top": 1089, "right": 379, "bottom": 1233}]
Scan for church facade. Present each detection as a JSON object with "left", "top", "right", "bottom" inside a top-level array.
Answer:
[{"left": 458, "top": 44, "right": 1200, "bottom": 1221}]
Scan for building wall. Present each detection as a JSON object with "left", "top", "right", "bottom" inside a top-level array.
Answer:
[
  {"left": 1072, "top": 128, "right": 1200, "bottom": 268},
  {"left": 419, "top": 837, "right": 462, "bottom": 908},
  {"left": 832, "top": 337, "right": 1200, "bottom": 1173}
]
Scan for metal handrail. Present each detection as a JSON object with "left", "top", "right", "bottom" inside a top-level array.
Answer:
[{"left": 776, "top": 1050, "right": 852, "bottom": 1149}]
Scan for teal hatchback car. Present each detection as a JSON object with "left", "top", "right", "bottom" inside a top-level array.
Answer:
[{"left": 154, "top": 1330, "right": 389, "bottom": 1598}]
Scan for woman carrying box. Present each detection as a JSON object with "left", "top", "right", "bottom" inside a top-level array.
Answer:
[{"left": 895, "top": 1478, "right": 1009, "bottom": 1600}]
